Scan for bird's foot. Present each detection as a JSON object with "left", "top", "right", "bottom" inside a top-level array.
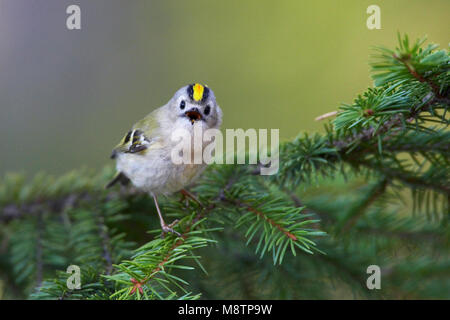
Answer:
[{"left": 160, "top": 219, "right": 181, "bottom": 238}]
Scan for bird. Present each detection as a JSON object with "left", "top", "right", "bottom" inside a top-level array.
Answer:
[{"left": 106, "top": 83, "right": 222, "bottom": 236}]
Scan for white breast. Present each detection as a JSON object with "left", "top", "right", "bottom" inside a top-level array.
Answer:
[
  {"left": 116, "top": 112, "right": 215, "bottom": 196},
  {"left": 116, "top": 149, "right": 206, "bottom": 196}
]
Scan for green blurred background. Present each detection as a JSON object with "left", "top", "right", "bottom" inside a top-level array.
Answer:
[{"left": 0, "top": 0, "right": 448, "bottom": 175}]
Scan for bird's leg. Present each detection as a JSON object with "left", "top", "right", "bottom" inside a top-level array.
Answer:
[
  {"left": 180, "top": 189, "right": 204, "bottom": 208},
  {"left": 152, "top": 194, "right": 181, "bottom": 237}
]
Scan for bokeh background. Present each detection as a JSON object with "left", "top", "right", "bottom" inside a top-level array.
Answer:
[{"left": 0, "top": 0, "right": 448, "bottom": 175}]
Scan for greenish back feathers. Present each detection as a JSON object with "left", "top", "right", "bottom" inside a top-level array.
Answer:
[{"left": 110, "top": 110, "right": 159, "bottom": 159}]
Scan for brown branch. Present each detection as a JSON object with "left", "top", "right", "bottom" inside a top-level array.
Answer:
[
  {"left": 129, "top": 200, "right": 218, "bottom": 295},
  {"left": 341, "top": 178, "right": 388, "bottom": 232},
  {"left": 393, "top": 53, "right": 443, "bottom": 98},
  {"left": 0, "top": 192, "right": 93, "bottom": 224},
  {"left": 279, "top": 186, "right": 330, "bottom": 225},
  {"left": 332, "top": 114, "right": 405, "bottom": 150},
  {"left": 128, "top": 172, "right": 239, "bottom": 294},
  {"left": 353, "top": 158, "right": 450, "bottom": 195},
  {"left": 230, "top": 199, "right": 298, "bottom": 241},
  {"left": 360, "top": 226, "right": 444, "bottom": 242},
  {"left": 96, "top": 214, "right": 113, "bottom": 275},
  {"left": 0, "top": 188, "right": 139, "bottom": 224},
  {"left": 35, "top": 213, "right": 44, "bottom": 289}
]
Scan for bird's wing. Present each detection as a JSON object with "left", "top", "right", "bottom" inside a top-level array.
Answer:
[
  {"left": 107, "top": 109, "right": 165, "bottom": 189},
  {"left": 110, "top": 110, "right": 161, "bottom": 159},
  {"left": 110, "top": 128, "right": 151, "bottom": 159}
]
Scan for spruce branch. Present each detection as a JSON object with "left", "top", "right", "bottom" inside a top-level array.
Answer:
[
  {"left": 340, "top": 178, "right": 388, "bottom": 232},
  {"left": 1, "top": 33, "right": 448, "bottom": 300}
]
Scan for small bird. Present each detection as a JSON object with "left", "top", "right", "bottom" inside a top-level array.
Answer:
[{"left": 107, "top": 83, "right": 222, "bottom": 236}]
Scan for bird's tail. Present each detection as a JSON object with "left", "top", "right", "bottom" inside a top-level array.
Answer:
[{"left": 105, "top": 172, "right": 130, "bottom": 189}]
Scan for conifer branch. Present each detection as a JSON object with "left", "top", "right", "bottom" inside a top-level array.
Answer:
[{"left": 0, "top": 33, "right": 448, "bottom": 300}]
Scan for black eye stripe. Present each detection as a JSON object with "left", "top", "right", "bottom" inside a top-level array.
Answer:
[
  {"left": 202, "top": 87, "right": 210, "bottom": 102},
  {"left": 187, "top": 84, "right": 194, "bottom": 100},
  {"left": 124, "top": 130, "right": 132, "bottom": 143}
]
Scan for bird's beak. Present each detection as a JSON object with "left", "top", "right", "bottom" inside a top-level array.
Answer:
[{"left": 185, "top": 108, "right": 203, "bottom": 124}]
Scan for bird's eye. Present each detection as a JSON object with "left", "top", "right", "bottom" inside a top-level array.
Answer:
[
  {"left": 180, "top": 100, "right": 185, "bottom": 110},
  {"left": 204, "top": 105, "right": 211, "bottom": 115}
]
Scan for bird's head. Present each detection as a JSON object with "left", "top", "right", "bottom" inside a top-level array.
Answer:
[{"left": 168, "top": 83, "right": 222, "bottom": 129}]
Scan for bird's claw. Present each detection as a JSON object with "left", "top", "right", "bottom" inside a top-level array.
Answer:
[{"left": 160, "top": 219, "right": 181, "bottom": 238}]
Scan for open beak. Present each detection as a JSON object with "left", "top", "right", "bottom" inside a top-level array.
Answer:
[{"left": 185, "top": 108, "right": 203, "bottom": 124}]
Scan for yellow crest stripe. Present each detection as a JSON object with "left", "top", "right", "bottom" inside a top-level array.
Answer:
[{"left": 192, "top": 83, "right": 204, "bottom": 101}]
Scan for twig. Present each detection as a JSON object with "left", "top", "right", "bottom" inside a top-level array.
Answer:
[
  {"left": 341, "top": 178, "right": 388, "bottom": 232},
  {"left": 35, "top": 213, "right": 44, "bottom": 289},
  {"left": 315, "top": 111, "right": 338, "bottom": 121},
  {"left": 393, "top": 53, "right": 443, "bottom": 98},
  {"left": 96, "top": 214, "right": 113, "bottom": 275}
]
